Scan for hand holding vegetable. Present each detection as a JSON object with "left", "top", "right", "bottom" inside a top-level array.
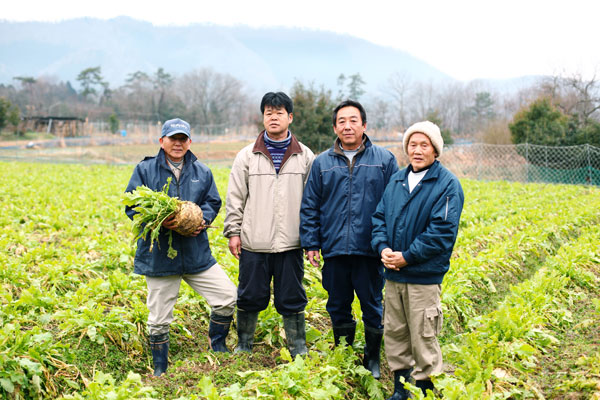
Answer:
[{"left": 122, "top": 177, "right": 207, "bottom": 259}]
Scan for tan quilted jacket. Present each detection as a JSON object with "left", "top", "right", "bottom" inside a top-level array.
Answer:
[{"left": 223, "top": 132, "right": 315, "bottom": 253}]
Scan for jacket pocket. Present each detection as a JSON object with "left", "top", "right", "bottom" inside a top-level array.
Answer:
[{"left": 422, "top": 306, "right": 443, "bottom": 338}]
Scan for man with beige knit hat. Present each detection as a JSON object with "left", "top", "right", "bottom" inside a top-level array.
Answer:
[{"left": 371, "top": 121, "right": 464, "bottom": 399}]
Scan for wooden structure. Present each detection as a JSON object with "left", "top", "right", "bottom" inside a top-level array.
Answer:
[{"left": 21, "top": 116, "right": 85, "bottom": 137}]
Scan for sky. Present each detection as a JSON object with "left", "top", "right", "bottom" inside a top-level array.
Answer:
[{"left": 2, "top": 0, "right": 599, "bottom": 81}]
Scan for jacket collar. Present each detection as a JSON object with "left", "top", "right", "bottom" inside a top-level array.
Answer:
[
  {"left": 157, "top": 147, "right": 197, "bottom": 171},
  {"left": 397, "top": 159, "right": 441, "bottom": 182},
  {"left": 253, "top": 130, "right": 303, "bottom": 167},
  {"left": 331, "top": 134, "right": 372, "bottom": 157}
]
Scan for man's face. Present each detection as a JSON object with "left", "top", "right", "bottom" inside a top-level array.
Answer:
[
  {"left": 334, "top": 106, "right": 365, "bottom": 150},
  {"left": 160, "top": 134, "right": 191, "bottom": 162},
  {"left": 407, "top": 133, "right": 436, "bottom": 171},
  {"left": 263, "top": 105, "right": 292, "bottom": 138}
]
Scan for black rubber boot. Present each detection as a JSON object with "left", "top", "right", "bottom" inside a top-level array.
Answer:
[
  {"left": 416, "top": 379, "right": 435, "bottom": 396},
  {"left": 149, "top": 332, "right": 169, "bottom": 377},
  {"left": 332, "top": 321, "right": 356, "bottom": 347},
  {"left": 208, "top": 313, "right": 232, "bottom": 353},
  {"left": 282, "top": 312, "right": 308, "bottom": 357},
  {"left": 235, "top": 310, "right": 259, "bottom": 353},
  {"left": 363, "top": 325, "right": 383, "bottom": 379},
  {"left": 387, "top": 369, "right": 412, "bottom": 400}
]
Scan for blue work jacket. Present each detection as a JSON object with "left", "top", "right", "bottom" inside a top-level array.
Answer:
[
  {"left": 125, "top": 149, "right": 222, "bottom": 277},
  {"left": 300, "top": 135, "right": 399, "bottom": 258},
  {"left": 371, "top": 160, "right": 464, "bottom": 284}
]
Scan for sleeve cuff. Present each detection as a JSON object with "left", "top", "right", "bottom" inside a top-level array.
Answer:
[
  {"left": 403, "top": 250, "right": 415, "bottom": 265},
  {"left": 377, "top": 243, "right": 390, "bottom": 257}
]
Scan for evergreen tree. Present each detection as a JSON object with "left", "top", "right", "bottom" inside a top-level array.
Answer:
[
  {"left": 290, "top": 81, "right": 336, "bottom": 153},
  {"left": 425, "top": 110, "right": 454, "bottom": 145},
  {"left": 0, "top": 97, "right": 20, "bottom": 132},
  {"left": 76, "top": 67, "right": 109, "bottom": 103},
  {"left": 347, "top": 73, "right": 366, "bottom": 101},
  {"left": 509, "top": 98, "right": 569, "bottom": 146}
]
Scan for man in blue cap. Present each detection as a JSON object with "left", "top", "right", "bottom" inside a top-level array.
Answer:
[{"left": 125, "top": 118, "right": 237, "bottom": 376}]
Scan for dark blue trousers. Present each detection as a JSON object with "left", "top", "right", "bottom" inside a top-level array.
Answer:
[
  {"left": 322, "top": 255, "right": 384, "bottom": 329},
  {"left": 237, "top": 248, "right": 307, "bottom": 316}
]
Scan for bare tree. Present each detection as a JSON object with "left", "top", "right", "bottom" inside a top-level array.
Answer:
[
  {"left": 366, "top": 98, "right": 392, "bottom": 132},
  {"left": 152, "top": 68, "right": 175, "bottom": 122},
  {"left": 11, "top": 76, "right": 79, "bottom": 116},
  {"left": 176, "top": 68, "right": 251, "bottom": 133},
  {"left": 562, "top": 72, "right": 600, "bottom": 123},
  {"left": 385, "top": 72, "right": 412, "bottom": 130},
  {"left": 114, "top": 71, "right": 155, "bottom": 120},
  {"left": 13, "top": 76, "right": 38, "bottom": 114},
  {"left": 434, "top": 82, "right": 469, "bottom": 135},
  {"left": 409, "top": 81, "right": 437, "bottom": 123},
  {"left": 540, "top": 70, "right": 600, "bottom": 121}
]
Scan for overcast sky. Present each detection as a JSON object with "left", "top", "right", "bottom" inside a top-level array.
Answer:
[{"left": 3, "top": 0, "right": 598, "bottom": 81}]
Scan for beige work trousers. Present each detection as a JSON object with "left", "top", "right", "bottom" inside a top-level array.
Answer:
[
  {"left": 145, "top": 263, "right": 237, "bottom": 336},
  {"left": 384, "top": 281, "right": 443, "bottom": 380}
]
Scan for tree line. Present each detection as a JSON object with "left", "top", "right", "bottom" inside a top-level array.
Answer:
[{"left": 1, "top": 66, "right": 599, "bottom": 149}]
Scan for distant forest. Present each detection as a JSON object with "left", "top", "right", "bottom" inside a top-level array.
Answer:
[{"left": 1, "top": 66, "right": 599, "bottom": 147}]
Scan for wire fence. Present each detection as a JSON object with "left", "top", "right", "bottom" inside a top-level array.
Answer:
[
  {"left": 383, "top": 142, "right": 600, "bottom": 186},
  {"left": 1, "top": 135, "right": 599, "bottom": 186}
]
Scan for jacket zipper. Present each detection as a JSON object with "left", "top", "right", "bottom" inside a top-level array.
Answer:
[
  {"left": 278, "top": 153, "right": 293, "bottom": 177},
  {"left": 335, "top": 144, "right": 363, "bottom": 254},
  {"left": 176, "top": 170, "right": 185, "bottom": 274},
  {"left": 266, "top": 152, "right": 282, "bottom": 251},
  {"left": 445, "top": 196, "right": 449, "bottom": 221},
  {"left": 345, "top": 155, "right": 354, "bottom": 254}
]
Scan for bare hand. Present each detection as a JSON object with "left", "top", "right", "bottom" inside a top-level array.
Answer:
[
  {"left": 381, "top": 248, "right": 407, "bottom": 271},
  {"left": 306, "top": 250, "right": 321, "bottom": 267},
  {"left": 189, "top": 220, "right": 207, "bottom": 237},
  {"left": 161, "top": 214, "right": 177, "bottom": 230},
  {"left": 229, "top": 236, "right": 242, "bottom": 259}
]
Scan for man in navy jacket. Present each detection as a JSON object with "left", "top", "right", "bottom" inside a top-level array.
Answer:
[
  {"left": 371, "top": 121, "right": 464, "bottom": 398},
  {"left": 300, "top": 100, "right": 398, "bottom": 378},
  {"left": 125, "top": 118, "right": 237, "bottom": 376}
]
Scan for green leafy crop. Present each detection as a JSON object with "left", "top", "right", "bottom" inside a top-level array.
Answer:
[{"left": 121, "top": 177, "right": 179, "bottom": 258}]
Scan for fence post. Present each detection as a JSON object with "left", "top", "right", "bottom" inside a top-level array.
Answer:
[
  {"left": 525, "top": 143, "right": 529, "bottom": 183},
  {"left": 476, "top": 144, "right": 480, "bottom": 180},
  {"left": 587, "top": 144, "right": 592, "bottom": 185}
]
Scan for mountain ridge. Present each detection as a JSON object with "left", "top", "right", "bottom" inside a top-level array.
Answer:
[{"left": 0, "top": 17, "right": 455, "bottom": 95}]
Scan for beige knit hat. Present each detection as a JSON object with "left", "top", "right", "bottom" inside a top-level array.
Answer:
[{"left": 403, "top": 121, "right": 443, "bottom": 157}]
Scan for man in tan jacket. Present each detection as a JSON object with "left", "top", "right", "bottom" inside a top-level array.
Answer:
[{"left": 223, "top": 92, "right": 315, "bottom": 357}]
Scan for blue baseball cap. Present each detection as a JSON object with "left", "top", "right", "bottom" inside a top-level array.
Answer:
[{"left": 161, "top": 118, "right": 191, "bottom": 138}]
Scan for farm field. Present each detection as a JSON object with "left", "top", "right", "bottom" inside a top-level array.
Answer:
[
  {"left": 1, "top": 161, "right": 599, "bottom": 399},
  {"left": 0, "top": 141, "right": 253, "bottom": 166}
]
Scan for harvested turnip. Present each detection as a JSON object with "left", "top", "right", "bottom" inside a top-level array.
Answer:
[
  {"left": 122, "top": 177, "right": 206, "bottom": 259},
  {"left": 172, "top": 200, "right": 205, "bottom": 236}
]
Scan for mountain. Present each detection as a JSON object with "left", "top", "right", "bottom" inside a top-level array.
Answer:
[{"left": 0, "top": 17, "right": 454, "bottom": 95}]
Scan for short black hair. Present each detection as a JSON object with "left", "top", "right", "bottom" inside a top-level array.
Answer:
[
  {"left": 260, "top": 92, "right": 293, "bottom": 114},
  {"left": 332, "top": 100, "right": 367, "bottom": 126}
]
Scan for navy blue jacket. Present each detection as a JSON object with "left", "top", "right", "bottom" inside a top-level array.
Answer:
[
  {"left": 300, "top": 135, "right": 399, "bottom": 258},
  {"left": 125, "top": 149, "right": 222, "bottom": 277},
  {"left": 371, "top": 160, "right": 464, "bottom": 284}
]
